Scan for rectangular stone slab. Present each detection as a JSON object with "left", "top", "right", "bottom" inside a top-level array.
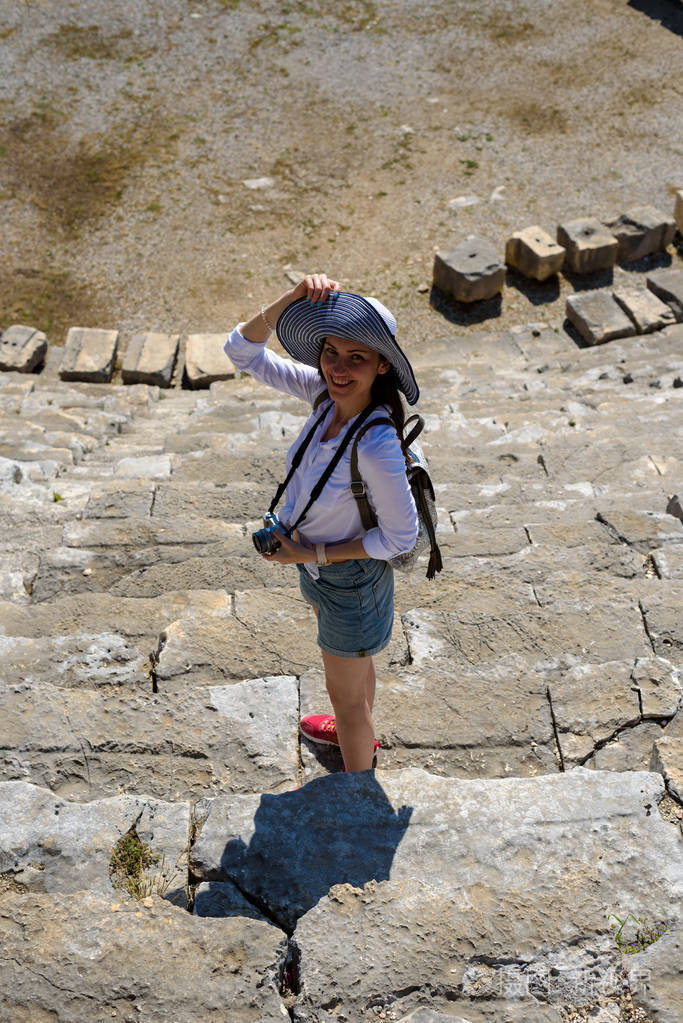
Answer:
[
  {"left": 59, "top": 327, "right": 119, "bottom": 383},
  {"left": 185, "top": 333, "right": 236, "bottom": 388},
  {"left": 605, "top": 205, "right": 676, "bottom": 263},
  {"left": 0, "top": 890, "right": 288, "bottom": 1023},
  {"left": 647, "top": 268, "right": 683, "bottom": 322},
  {"left": 0, "top": 325, "right": 48, "bottom": 373},
  {"left": 122, "top": 331, "right": 180, "bottom": 387},
  {"left": 613, "top": 286, "right": 676, "bottom": 333},
  {"left": 566, "top": 290, "right": 636, "bottom": 345},
  {"left": 0, "top": 675, "right": 298, "bottom": 801},
  {"left": 191, "top": 768, "right": 681, "bottom": 935}
]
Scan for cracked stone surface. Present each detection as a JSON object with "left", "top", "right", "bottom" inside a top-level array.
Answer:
[
  {"left": 0, "top": 891, "right": 288, "bottom": 1023},
  {"left": 2, "top": 318, "right": 683, "bottom": 1019},
  {"left": 0, "top": 781, "right": 189, "bottom": 902}
]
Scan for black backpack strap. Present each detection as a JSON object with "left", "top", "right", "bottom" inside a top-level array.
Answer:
[
  {"left": 348, "top": 415, "right": 395, "bottom": 530},
  {"left": 404, "top": 414, "right": 424, "bottom": 451},
  {"left": 268, "top": 400, "right": 332, "bottom": 515},
  {"left": 287, "top": 402, "right": 379, "bottom": 535}
]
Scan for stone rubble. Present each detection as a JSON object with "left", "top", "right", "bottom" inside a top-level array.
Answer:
[
  {"left": 604, "top": 206, "right": 676, "bottom": 264},
  {"left": 0, "top": 316, "right": 682, "bottom": 1020}
]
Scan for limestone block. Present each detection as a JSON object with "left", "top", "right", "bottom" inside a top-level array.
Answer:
[
  {"left": 0, "top": 781, "right": 189, "bottom": 899},
  {"left": 192, "top": 768, "right": 680, "bottom": 943},
  {"left": 505, "top": 225, "right": 565, "bottom": 281},
  {"left": 184, "top": 333, "right": 236, "bottom": 388},
  {"left": 0, "top": 325, "right": 48, "bottom": 373},
  {"left": 0, "top": 890, "right": 288, "bottom": 1023},
  {"left": 675, "top": 189, "right": 683, "bottom": 234},
  {"left": 547, "top": 662, "right": 641, "bottom": 766},
  {"left": 83, "top": 480, "right": 155, "bottom": 518},
  {"left": 613, "top": 286, "right": 676, "bottom": 333},
  {"left": 433, "top": 237, "right": 505, "bottom": 302},
  {"left": 632, "top": 657, "right": 682, "bottom": 719},
  {"left": 59, "top": 327, "right": 119, "bottom": 383},
  {"left": 588, "top": 721, "right": 665, "bottom": 773},
  {"left": 650, "top": 736, "right": 683, "bottom": 801},
  {"left": 0, "top": 675, "right": 298, "bottom": 800},
  {"left": 0, "top": 632, "right": 149, "bottom": 687},
  {"left": 647, "top": 267, "right": 683, "bottom": 321},
  {"left": 565, "top": 290, "right": 635, "bottom": 345},
  {"left": 604, "top": 204, "right": 676, "bottom": 263},
  {"left": 401, "top": 597, "right": 651, "bottom": 667},
  {"left": 556, "top": 218, "right": 618, "bottom": 274},
  {"left": 121, "top": 331, "right": 179, "bottom": 387},
  {"left": 625, "top": 924, "right": 683, "bottom": 1023},
  {"left": 652, "top": 545, "right": 683, "bottom": 579},
  {"left": 639, "top": 585, "right": 683, "bottom": 659}
]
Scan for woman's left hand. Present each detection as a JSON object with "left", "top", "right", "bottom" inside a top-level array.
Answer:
[{"left": 261, "top": 530, "right": 315, "bottom": 565}]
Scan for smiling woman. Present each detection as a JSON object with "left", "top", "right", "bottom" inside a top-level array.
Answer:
[{"left": 223, "top": 272, "right": 420, "bottom": 774}]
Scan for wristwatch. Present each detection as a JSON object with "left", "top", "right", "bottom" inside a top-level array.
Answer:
[{"left": 315, "top": 542, "right": 329, "bottom": 566}]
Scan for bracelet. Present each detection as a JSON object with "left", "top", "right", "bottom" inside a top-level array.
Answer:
[
  {"left": 260, "top": 305, "right": 275, "bottom": 334},
  {"left": 315, "top": 542, "right": 329, "bottom": 566}
]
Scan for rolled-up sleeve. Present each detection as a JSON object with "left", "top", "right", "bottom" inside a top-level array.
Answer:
[
  {"left": 224, "top": 325, "right": 322, "bottom": 405},
  {"left": 357, "top": 424, "right": 419, "bottom": 561}
]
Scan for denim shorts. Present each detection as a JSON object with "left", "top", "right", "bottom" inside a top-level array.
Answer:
[{"left": 297, "top": 558, "right": 394, "bottom": 658}]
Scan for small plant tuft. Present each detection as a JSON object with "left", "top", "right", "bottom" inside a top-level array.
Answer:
[
  {"left": 109, "top": 826, "right": 177, "bottom": 902},
  {"left": 52, "top": 492, "right": 64, "bottom": 502},
  {"left": 609, "top": 913, "right": 669, "bottom": 955}
]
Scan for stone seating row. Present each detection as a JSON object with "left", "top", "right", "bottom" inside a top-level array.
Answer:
[
  {"left": 0, "top": 326, "right": 233, "bottom": 388},
  {"left": 433, "top": 194, "right": 683, "bottom": 302}
]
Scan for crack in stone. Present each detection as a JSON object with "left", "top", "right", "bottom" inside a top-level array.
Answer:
[
  {"left": 148, "top": 484, "right": 158, "bottom": 517},
  {"left": 545, "top": 687, "right": 565, "bottom": 772},
  {"left": 638, "top": 600, "right": 657, "bottom": 655}
]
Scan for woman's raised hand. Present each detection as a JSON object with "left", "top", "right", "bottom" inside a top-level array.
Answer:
[{"left": 292, "top": 273, "right": 341, "bottom": 306}]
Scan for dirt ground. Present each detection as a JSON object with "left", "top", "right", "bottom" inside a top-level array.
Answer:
[{"left": 1, "top": 0, "right": 682, "bottom": 350}]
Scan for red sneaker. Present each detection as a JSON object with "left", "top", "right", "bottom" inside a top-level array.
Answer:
[
  {"left": 300, "top": 714, "right": 339, "bottom": 747},
  {"left": 300, "top": 715, "right": 380, "bottom": 756}
]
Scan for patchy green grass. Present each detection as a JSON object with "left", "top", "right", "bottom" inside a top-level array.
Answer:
[{"left": 109, "top": 826, "right": 178, "bottom": 902}]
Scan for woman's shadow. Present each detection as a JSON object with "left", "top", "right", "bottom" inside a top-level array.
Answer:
[{"left": 193, "top": 773, "right": 413, "bottom": 932}]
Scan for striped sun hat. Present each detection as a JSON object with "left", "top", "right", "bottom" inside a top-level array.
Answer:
[{"left": 275, "top": 291, "right": 419, "bottom": 405}]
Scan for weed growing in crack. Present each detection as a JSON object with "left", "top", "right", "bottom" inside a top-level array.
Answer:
[
  {"left": 109, "top": 826, "right": 179, "bottom": 902},
  {"left": 609, "top": 912, "right": 669, "bottom": 955}
]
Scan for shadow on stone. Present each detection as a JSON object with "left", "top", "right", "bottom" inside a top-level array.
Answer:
[
  {"left": 627, "top": 0, "right": 683, "bottom": 37},
  {"left": 429, "top": 285, "right": 502, "bottom": 326},
  {"left": 617, "top": 250, "right": 673, "bottom": 273},
  {"left": 194, "top": 773, "right": 413, "bottom": 932},
  {"left": 562, "top": 267, "right": 614, "bottom": 292},
  {"left": 505, "top": 267, "right": 560, "bottom": 306},
  {"left": 561, "top": 317, "right": 593, "bottom": 349}
]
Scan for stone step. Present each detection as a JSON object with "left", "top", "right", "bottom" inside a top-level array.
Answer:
[
  {"left": 0, "top": 674, "right": 299, "bottom": 801},
  {"left": 190, "top": 767, "right": 682, "bottom": 1021}
]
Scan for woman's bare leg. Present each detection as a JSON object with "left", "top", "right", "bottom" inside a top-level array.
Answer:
[{"left": 322, "top": 650, "right": 376, "bottom": 772}]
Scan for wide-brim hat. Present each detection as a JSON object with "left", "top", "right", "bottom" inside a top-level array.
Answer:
[{"left": 275, "top": 291, "right": 419, "bottom": 405}]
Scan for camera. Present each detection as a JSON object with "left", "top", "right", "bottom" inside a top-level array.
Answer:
[{"left": 252, "top": 512, "right": 286, "bottom": 555}]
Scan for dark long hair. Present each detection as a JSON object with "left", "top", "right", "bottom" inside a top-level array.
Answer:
[{"left": 371, "top": 367, "right": 408, "bottom": 455}]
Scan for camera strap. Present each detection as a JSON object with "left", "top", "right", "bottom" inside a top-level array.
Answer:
[
  {"left": 269, "top": 398, "right": 379, "bottom": 535},
  {"left": 268, "top": 400, "right": 333, "bottom": 516}
]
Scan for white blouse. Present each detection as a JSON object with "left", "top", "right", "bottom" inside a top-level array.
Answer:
[{"left": 224, "top": 326, "right": 419, "bottom": 578}]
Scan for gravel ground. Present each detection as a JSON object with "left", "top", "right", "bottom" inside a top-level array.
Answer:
[{"left": 1, "top": 0, "right": 682, "bottom": 349}]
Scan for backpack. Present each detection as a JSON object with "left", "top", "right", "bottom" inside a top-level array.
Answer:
[{"left": 349, "top": 414, "right": 442, "bottom": 580}]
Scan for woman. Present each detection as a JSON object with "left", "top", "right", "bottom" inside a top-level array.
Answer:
[{"left": 224, "top": 272, "right": 419, "bottom": 773}]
